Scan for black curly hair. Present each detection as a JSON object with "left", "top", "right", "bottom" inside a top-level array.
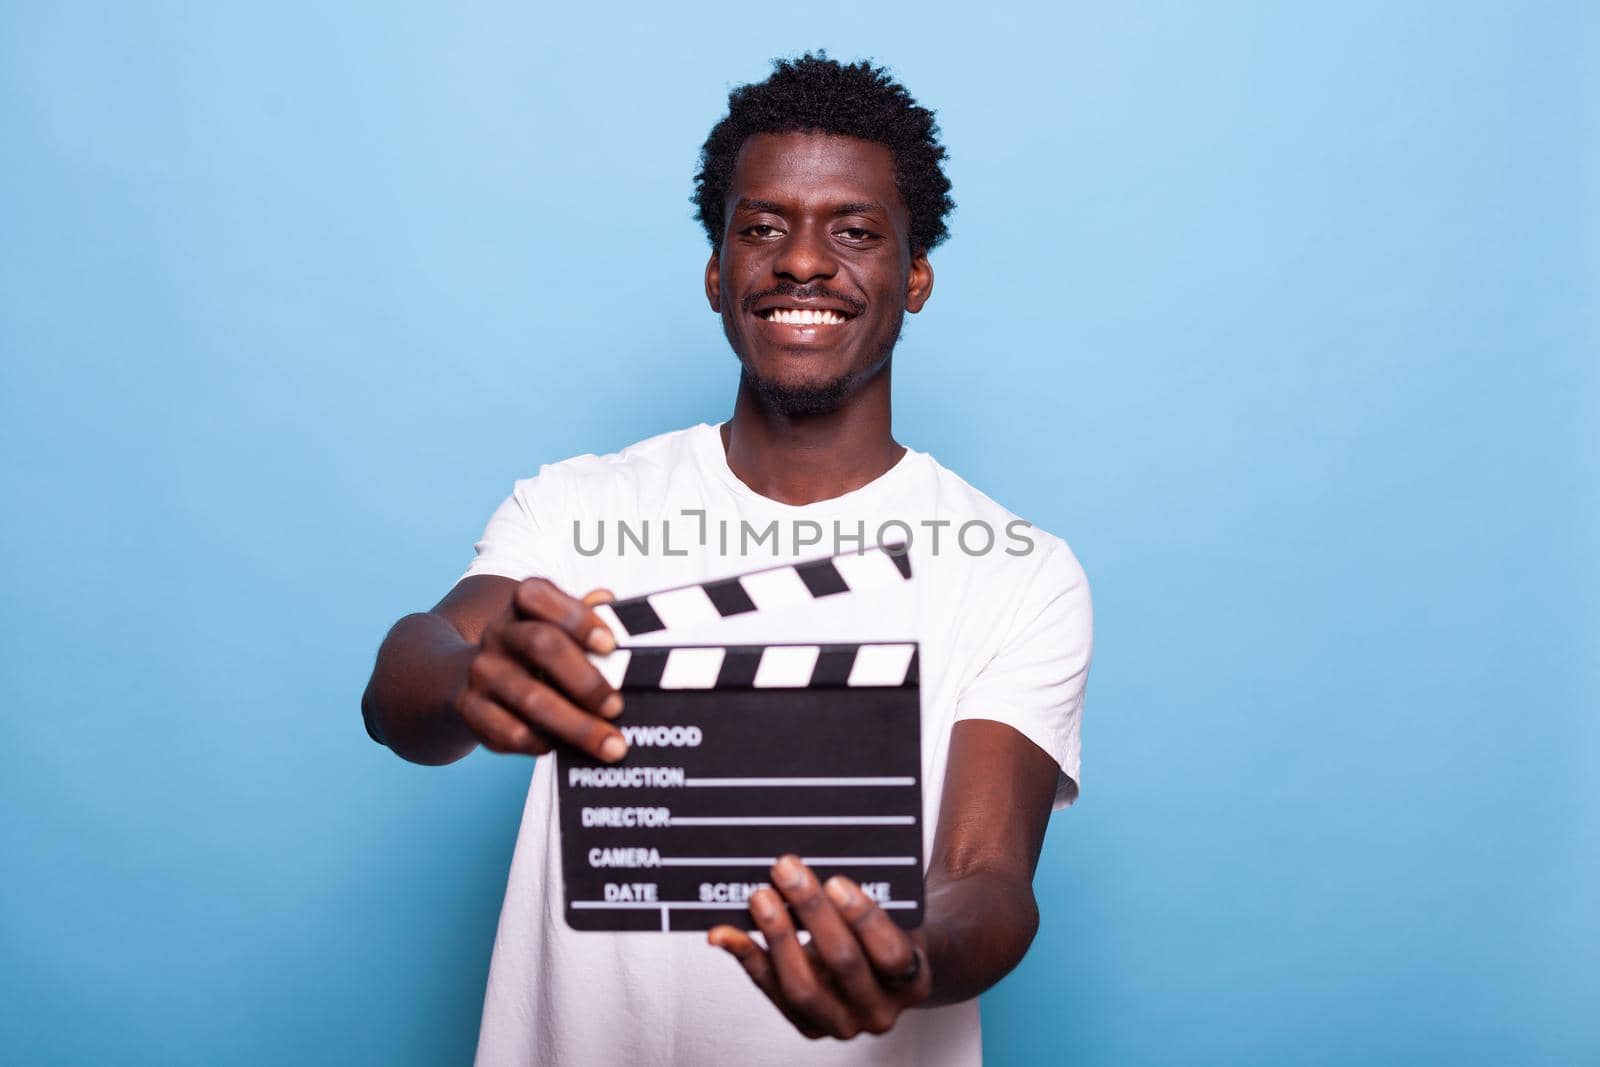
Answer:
[{"left": 693, "top": 53, "right": 955, "bottom": 257}]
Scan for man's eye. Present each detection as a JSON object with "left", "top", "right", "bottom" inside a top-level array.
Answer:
[
  {"left": 837, "top": 227, "right": 876, "bottom": 241},
  {"left": 743, "top": 224, "right": 782, "bottom": 238}
]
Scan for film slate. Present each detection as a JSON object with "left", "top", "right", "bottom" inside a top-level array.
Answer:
[{"left": 555, "top": 544, "right": 923, "bottom": 933}]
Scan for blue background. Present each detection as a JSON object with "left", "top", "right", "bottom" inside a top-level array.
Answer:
[{"left": 2, "top": 2, "right": 1595, "bottom": 1064}]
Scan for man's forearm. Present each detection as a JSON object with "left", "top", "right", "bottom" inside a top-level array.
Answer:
[
  {"left": 918, "top": 868, "right": 1041, "bottom": 1007},
  {"left": 361, "top": 612, "right": 480, "bottom": 765}
]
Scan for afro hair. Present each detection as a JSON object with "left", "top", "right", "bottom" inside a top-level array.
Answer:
[{"left": 693, "top": 53, "right": 955, "bottom": 257}]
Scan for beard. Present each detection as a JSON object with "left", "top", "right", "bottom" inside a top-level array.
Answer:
[
  {"left": 738, "top": 358, "right": 857, "bottom": 417},
  {"left": 724, "top": 315, "right": 904, "bottom": 419}
]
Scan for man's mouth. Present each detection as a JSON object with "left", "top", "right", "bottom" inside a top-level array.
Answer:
[{"left": 757, "top": 307, "right": 853, "bottom": 326}]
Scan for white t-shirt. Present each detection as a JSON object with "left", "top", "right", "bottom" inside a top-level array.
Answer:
[{"left": 462, "top": 423, "right": 1092, "bottom": 1066}]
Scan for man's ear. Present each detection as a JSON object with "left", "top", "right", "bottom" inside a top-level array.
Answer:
[
  {"left": 705, "top": 251, "right": 721, "bottom": 313},
  {"left": 906, "top": 252, "right": 934, "bottom": 314}
]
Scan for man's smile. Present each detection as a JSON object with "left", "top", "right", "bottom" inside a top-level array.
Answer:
[
  {"left": 751, "top": 307, "right": 856, "bottom": 345},
  {"left": 746, "top": 290, "right": 863, "bottom": 345},
  {"left": 757, "top": 307, "right": 851, "bottom": 325}
]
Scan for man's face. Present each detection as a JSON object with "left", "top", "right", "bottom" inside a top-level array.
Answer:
[{"left": 705, "top": 131, "right": 933, "bottom": 416}]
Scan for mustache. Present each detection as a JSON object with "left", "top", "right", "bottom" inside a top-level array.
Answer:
[{"left": 739, "top": 283, "right": 866, "bottom": 317}]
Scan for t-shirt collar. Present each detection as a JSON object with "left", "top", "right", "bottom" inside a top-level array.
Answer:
[{"left": 689, "top": 421, "right": 920, "bottom": 516}]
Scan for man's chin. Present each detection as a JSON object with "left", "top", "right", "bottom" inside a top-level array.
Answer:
[{"left": 741, "top": 366, "right": 854, "bottom": 418}]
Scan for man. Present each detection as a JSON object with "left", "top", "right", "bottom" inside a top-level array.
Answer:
[{"left": 362, "top": 54, "right": 1092, "bottom": 1065}]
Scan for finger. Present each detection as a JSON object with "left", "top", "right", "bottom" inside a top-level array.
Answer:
[
  {"left": 498, "top": 620, "right": 623, "bottom": 719},
  {"left": 798, "top": 940, "right": 849, "bottom": 996},
  {"left": 823, "top": 876, "right": 930, "bottom": 998},
  {"left": 470, "top": 654, "right": 627, "bottom": 763},
  {"left": 707, "top": 926, "right": 824, "bottom": 1040},
  {"left": 581, "top": 588, "right": 616, "bottom": 606},
  {"left": 749, "top": 888, "right": 858, "bottom": 1039},
  {"left": 454, "top": 689, "right": 549, "bottom": 756},
  {"left": 708, "top": 926, "right": 775, "bottom": 990},
  {"left": 512, "top": 577, "right": 617, "bottom": 654},
  {"left": 771, "top": 856, "right": 895, "bottom": 1031}
]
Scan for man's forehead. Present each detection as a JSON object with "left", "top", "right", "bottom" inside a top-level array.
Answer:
[{"left": 727, "top": 131, "right": 903, "bottom": 214}]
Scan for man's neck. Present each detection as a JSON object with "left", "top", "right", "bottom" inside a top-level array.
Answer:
[{"left": 720, "top": 371, "right": 904, "bottom": 507}]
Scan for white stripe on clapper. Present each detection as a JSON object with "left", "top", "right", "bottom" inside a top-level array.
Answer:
[
  {"left": 751, "top": 645, "right": 820, "bottom": 687},
  {"left": 647, "top": 585, "right": 723, "bottom": 630},
  {"left": 738, "top": 566, "right": 814, "bottom": 612},
  {"left": 834, "top": 547, "right": 906, "bottom": 592},
  {"left": 659, "top": 647, "right": 726, "bottom": 689},
  {"left": 846, "top": 643, "right": 916, "bottom": 687}
]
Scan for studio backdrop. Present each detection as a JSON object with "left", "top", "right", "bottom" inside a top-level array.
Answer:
[{"left": 2, "top": 3, "right": 1595, "bottom": 1064}]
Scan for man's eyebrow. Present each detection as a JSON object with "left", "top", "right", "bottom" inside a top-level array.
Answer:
[
  {"left": 732, "top": 198, "right": 889, "bottom": 217},
  {"left": 832, "top": 201, "right": 887, "bottom": 217}
]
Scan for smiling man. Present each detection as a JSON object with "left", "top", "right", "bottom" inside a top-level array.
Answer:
[{"left": 362, "top": 54, "right": 1093, "bottom": 1065}]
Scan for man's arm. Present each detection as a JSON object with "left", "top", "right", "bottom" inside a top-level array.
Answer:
[
  {"left": 707, "top": 717, "right": 1059, "bottom": 1037},
  {"left": 361, "top": 574, "right": 630, "bottom": 767},
  {"left": 919, "top": 717, "right": 1056, "bottom": 1004}
]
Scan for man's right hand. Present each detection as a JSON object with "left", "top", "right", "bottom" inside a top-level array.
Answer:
[{"left": 451, "top": 580, "right": 630, "bottom": 763}]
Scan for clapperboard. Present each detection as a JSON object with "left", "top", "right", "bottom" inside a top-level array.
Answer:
[{"left": 555, "top": 543, "right": 923, "bottom": 933}]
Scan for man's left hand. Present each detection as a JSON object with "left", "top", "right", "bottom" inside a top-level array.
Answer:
[{"left": 707, "top": 854, "right": 932, "bottom": 1040}]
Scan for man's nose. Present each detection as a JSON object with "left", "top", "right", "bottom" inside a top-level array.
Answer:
[{"left": 772, "top": 224, "right": 838, "bottom": 284}]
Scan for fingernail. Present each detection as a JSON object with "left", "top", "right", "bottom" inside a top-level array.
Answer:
[
  {"left": 774, "top": 855, "right": 804, "bottom": 889},
  {"left": 751, "top": 890, "right": 778, "bottom": 921},
  {"left": 601, "top": 694, "right": 624, "bottom": 719},
  {"left": 589, "top": 628, "right": 616, "bottom": 655},
  {"left": 824, "top": 877, "right": 854, "bottom": 908},
  {"left": 599, "top": 735, "right": 628, "bottom": 763}
]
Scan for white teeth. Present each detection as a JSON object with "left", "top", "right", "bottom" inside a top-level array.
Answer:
[{"left": 765, "top": 308, "right": 846, "bottom": 325}]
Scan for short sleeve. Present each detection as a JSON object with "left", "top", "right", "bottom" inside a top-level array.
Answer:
[
  {"left": 458, "top": 467, "right": 572, "bottom": 587},
  {"left": 954, "top": 541, "right": 1094, "bottom": 809}
]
